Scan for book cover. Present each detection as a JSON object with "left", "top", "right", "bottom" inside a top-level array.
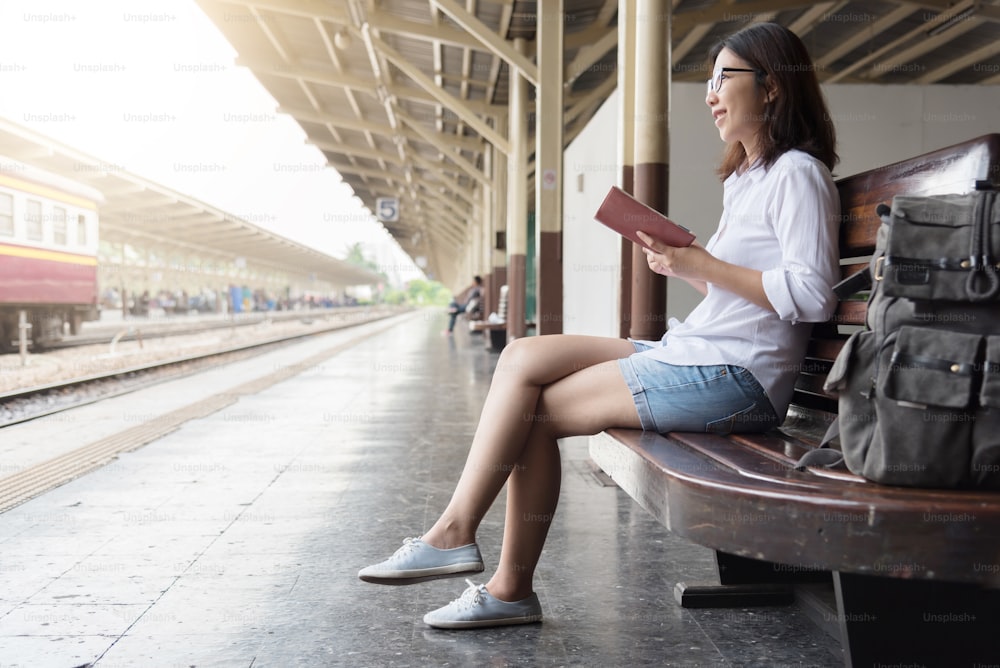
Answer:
[{"left": 594, "top": 186, "right": 695, "bottom": 249}]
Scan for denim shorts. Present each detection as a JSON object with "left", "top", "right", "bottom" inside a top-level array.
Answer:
[{"left": 617, "top": 343, "right": 780, "bottom": 435}]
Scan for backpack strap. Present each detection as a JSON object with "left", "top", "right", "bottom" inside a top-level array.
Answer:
[
  {"left": 793, "top": 421, "right": 846, "bottom": 471},
  {"left": 965, "top": 191, "right": 1000, "bottom": 301},
  {"left": 833, "top": 267, "right": 872, "bottom": 300}
]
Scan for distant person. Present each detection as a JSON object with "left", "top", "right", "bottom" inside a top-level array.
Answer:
[{"left": 446, "top": 275, "right": 483, "bottom": 334}]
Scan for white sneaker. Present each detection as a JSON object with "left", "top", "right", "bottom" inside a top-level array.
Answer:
[
  {"left": 423, "top": 579, "right": 543, "bottom": 629},
  {"left": 359, "top": 538, "right": 484, "bottom": 585}
]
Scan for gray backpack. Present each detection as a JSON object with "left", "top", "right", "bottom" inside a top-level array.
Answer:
[{"left": 800, "top": 190, "right": 1000, "bottom": 488}]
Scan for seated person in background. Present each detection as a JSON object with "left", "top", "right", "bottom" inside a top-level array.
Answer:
[{"left": 446, "top": 275, "right": 483, "bottom": 334}]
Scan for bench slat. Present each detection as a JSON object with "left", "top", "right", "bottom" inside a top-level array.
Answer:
[
  {"left": 837, "top": 134, "right": 1000, "bottom": 255},
  {"left": 806, "top": 337, "right": 844, "bottom": 362},
  {"left": 832, "top": 299, "right": 866, "bottom": 327}
]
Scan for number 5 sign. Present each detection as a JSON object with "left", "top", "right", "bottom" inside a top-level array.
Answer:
[{"left": 376, "top": 197, "right": 399, "bottom": 223}]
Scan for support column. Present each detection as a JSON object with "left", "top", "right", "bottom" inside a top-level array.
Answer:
[
  {"left": 535, "top": 0, "right": 564, "bottom": 335},
  {"left": 468, "top": 184, "right": 482, "bottom": 285},
  {"left": 488, "top": 127, "right": 508, "bottom": 317},
  {"left": 506, "top": 38, "right": 530, "bottom": 342},
  {"left": 629, "top": 0, "right": 671, "bottom": 341},
  {"left": 617, "top": 0, "right": 636, "bottom": 339},
  {"left": 477, "top": 157, "right": 490, "bottom": 306}
]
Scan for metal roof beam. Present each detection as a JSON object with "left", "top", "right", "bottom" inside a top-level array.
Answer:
[
  {"left": 814, "top": 4, "right": 917, "bottom": 72},
  {"left": 235, "top": 57, "right": 377, "bottom": 94},
  {"left": 278, "top": 104, "right": 483, "bottom": 153},
  {"left": 368, "top": 11, "right": 480, "bottom": 50},
  {"left": 309, "top": 139, "right": 404, "bottom": 166},
  {"left": 277, "top": 105, "right": 396, "bottom": 136},
  {"left": 566, "top": 74, "right": 616, "bottom": 129},
  {"left": 420, "top": 209, "right": 466, "bottom": 241},
  {"left": 417, "top": 216, "right": 466, "bottom": 248},
  {"left": 418, "top": 185, "right": 472, "bottom": 226},
  {"left": 673, "top": 0, "right": 815, "bottom": 32},
  {"left": 364, "top": 27, "right": 510, "bottom": 155},
  {"left": 407, "top": 156, "right": 477, "bottom": 209},
  {"left": 328, "top": 161, "right": 403, "bottom": 183},
  {"left": 863, "top": 18, "right": 982, "bottom": 80},
  {"left": 227, "top": 0, "right": 350, "bottom": 23},
  {"left": 787, "top": 3, "right": 845, "bottom": 37},
  {"left": 430, "top": 0, "right": 539, "bottom": 86},
  {"left": 398, "top": 113, "right": 489, "bottom": 187},
  {"left": 825, "top": 0, "right": 978, "bottom": 83},
  {"left": 918, "top": 38, "right": 1000, "bottom": 83},
  {"left": 672, "top": 24, "right": 713, "bottom": 71},
  {"left": 566, "top": 26, "right": 617, "bottom": 86},
  {"left": 236, "top": 56, "right": 497, "bottom": 114}
]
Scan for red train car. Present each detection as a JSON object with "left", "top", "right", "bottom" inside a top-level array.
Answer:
[{"left": 0, "top": 160, "right": 102, "bottom": 350}]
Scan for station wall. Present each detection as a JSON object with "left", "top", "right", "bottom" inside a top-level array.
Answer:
[{"left": 563, "top": 82, "right": 1000, "bottom": 337}]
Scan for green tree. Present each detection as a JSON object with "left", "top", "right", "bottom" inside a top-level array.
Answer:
[
  {"left": 406, "top": 278, "right": 451, "bottom": 306},
  {"left": 344, "top": 242, "right": 380, "bottom": 273},
  {"left": 343, "top": 242, "right": 386, "bottom": 304},
  {"left": 343, "top": 244, "right": 449, "bottom": 306}
]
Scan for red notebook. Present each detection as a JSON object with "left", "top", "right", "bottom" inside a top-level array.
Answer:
[{"left": 594, "top": 186, "right": 695, "bottom": 249}]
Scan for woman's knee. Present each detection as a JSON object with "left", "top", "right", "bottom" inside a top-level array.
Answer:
[{"left": 494, "top": 336, "right": 548, "bottom": 379}]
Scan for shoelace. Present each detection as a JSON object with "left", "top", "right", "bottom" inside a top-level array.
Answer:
[
  {"left": 451, "top": 579, "right": 488, "bottom": 612},
  {"left": 388, "top": 537, "right": 421, "bottom": 563}
]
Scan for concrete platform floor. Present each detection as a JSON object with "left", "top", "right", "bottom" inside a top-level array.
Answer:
[{"left": 0, "top": 309, "right": 841, "bottom": 667}]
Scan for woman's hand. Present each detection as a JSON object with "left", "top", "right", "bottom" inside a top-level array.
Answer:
[
  {"left": 636, "top": 230, "right": 773, "bottom": 311},
  {"left": 637, "top": 231, "right": 710, "bottom": 280},
  {"left": 637, "top": 230, "right": 711, "bottom": 296}
]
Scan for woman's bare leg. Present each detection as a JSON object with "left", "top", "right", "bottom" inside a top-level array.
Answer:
[
  {"left": 485, "top": 354, "right": 640, "bottom": 601},
  {"left": 421, "top": 334, "right": 640, "bottom": 598}
]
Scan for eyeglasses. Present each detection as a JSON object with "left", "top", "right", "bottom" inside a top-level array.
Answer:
[{"left": 707, "top": 67, "right": 757, "bottom": 95}]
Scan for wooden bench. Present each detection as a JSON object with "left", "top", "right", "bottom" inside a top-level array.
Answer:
[
  {"left": 469, "top": 285, "right": 536, "bottom": 351},
  {"left": 589, "top": 134, "right": 1000, "bottom": 666}
]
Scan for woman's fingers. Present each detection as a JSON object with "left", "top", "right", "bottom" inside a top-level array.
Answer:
[{"left": 636, "top": 230, "right": 658, "bottom": 252}]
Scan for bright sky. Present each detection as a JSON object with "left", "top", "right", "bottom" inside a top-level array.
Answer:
[{"left": 0, "top": 0, "right": 422, "bottom": 285}]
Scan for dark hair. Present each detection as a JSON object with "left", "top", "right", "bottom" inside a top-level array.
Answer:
[{"left": 708, "top": 22, "right": 837, "bottom": 179}]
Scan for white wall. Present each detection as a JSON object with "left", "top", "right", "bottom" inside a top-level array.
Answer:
[
  {"left": 563, "top": 82, "right": 1000, "bottom": 336},
  {"left": 562, "top": 92, "right": 621, "bottom": 336}
]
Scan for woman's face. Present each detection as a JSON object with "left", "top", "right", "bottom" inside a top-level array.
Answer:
[{"left": 705, "top": 48, "right": 769, "bottom": 161}]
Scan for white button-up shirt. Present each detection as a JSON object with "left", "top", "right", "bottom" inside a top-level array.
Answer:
[{"left": 636, "top": 149, "right": 841, "bottom": 417}]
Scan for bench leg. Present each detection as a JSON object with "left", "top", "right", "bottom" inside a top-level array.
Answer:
[
  {"left": 834, "top": 572, "right": 1000, "bottom": 666},
  {"left": 675, "top": 552, "right": 829, "bottom": 608},
  {"left": 488, "top": 327, "right": 506, "bottom": 352}
]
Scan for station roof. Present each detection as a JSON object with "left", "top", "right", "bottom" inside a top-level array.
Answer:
[
  {"left": 0, "top": 117, "right": 382, "bottom": 287},
  {"left": 195, "top": 0, "right": 1000, "bottom": 287}
]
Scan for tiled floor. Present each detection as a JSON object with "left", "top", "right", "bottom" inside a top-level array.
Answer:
[{"left": 0, "top": 310, "right": 841, "bottom": 667}]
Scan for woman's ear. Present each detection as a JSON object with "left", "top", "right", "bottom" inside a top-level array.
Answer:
[{"left": 764, "top": 77, "right": 779, "bottom": 104}]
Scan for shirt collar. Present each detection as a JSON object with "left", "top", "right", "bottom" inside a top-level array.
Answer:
[{"left": 725, "top": 158, "right": 768, "bottom": 190}]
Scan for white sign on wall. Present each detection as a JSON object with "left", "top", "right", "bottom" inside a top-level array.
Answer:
[{"left": 375, "top": 197, "right": 399, "bottom": 222}]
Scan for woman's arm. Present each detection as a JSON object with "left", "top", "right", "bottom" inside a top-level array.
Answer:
[{"left": 637, "top": 230, "right": 775, "bottom": 312}]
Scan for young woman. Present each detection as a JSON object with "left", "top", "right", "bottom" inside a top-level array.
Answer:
[{"left": 359, "top": 21, "right": 840, "bottom": 629}]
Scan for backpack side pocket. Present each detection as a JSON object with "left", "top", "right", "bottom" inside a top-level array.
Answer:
[
  {"left": 827, "top": 331, "right": 878, "bottom": 478},
  {"left": 871, "top": 326, "right": 980, "bottom": 487},
  {"left": 973, "top": 335, "right": 1000, "bottom": 488}
]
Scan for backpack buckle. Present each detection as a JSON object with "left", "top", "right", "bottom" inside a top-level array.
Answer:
[{"left": 874, "top": 256, "right": 885, "bottom": 281}]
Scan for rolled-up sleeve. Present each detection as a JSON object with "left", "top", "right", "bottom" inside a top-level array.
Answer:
[{"left": 761, "top": 161, "right": 840, "bottom": 323}]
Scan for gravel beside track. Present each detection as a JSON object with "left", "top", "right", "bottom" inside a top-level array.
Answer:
[{"left": 0, "top": 307, "right": 406, "bottom": 425}]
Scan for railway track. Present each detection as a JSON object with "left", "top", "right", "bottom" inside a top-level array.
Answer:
[
  {"left": 0, "top": 306, "right": 406, "bottom": 428},
  {"left": 44, "top": 306, "right": 376, "bottom": 350}
]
